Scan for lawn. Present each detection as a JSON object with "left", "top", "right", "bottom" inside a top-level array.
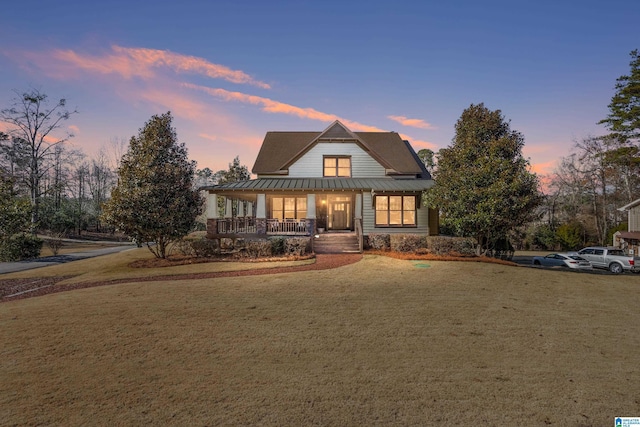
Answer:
[{"left": 1, "top": 255, "right": 639, "bottom": 425}]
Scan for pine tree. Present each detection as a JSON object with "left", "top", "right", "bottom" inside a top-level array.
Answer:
[
  {"left": 599, "top": 49, "right": 640, "bottom": 144},
  {"left": 102, "top": 112, "right": 203, "bottom": 258}
]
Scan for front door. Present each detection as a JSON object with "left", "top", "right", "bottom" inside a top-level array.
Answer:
[{"left": 328, "top": 195, "right": 352, "bottom": 230}]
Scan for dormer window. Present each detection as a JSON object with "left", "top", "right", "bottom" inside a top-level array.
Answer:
[{"left": 324, "top": 156, "right": 351, "bottom": 177}]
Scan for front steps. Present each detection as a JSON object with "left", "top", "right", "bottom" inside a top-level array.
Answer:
[{"left": 313, "top": 232, "right": 361, "bottom": 254}]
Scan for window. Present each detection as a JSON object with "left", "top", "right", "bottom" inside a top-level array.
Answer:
[
  {"left": 324, "top": 156, "right": 351, "bottom": 177},
  {"left": 375, "top": 195, "right": 416, "bottom": 227},
  {"left": 270, "top": 197, "right": 307, "bottom": 220}
]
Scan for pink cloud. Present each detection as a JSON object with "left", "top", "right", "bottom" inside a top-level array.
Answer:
[
  {"left": 182, "top": 83, "right": 388, "bottom": 132},
  {"left": 19, "top": 45, "right": 270, "bottom": 89},
  {"left": 198, "top": 133, "right": 218, "bottom": 142},
  {"left": 388, "top": 115, "right": 435, "bottom": 130}
]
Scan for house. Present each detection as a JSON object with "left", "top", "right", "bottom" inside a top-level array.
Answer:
[
  {"left": 615, "top": 198, "right": 640, "bottom": 254},
  {"left": 201, "top": 121, "right": 438, "bottom": 251}
]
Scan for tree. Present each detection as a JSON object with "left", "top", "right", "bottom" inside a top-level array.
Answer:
[
  {"left": 599, "top": 49, "right": 640, "bottom": 144},
  {"left": 424, "top": 103, "right": 541, "bottom": 256},
  {"left": 217, "top": 155, "right": 251, "bottom": 184},
  {"left": 102, "top": 112, "right": 203, "bottom": 258},
  {"left": 417, "top": 148, "right": 435, "bottom": 173},
  {"left": 0, "top": 89, "right": 77, "bottom": 229}
]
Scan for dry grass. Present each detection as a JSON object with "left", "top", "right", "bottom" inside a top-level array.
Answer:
[
  {"left": 1, "top": 255, "right": 640, "bottom": 425},
  {"left": 1, "top": 247, "right": 315, "bottom": 285}
]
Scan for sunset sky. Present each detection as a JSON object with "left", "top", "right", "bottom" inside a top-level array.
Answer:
[{"left": 1, "top": 0, "right": 638, "bottom": 177}]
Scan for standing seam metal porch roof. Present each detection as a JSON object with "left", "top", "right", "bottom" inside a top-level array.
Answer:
[{"left": 202, "top": 178, "right": 434, "bottom": 193}]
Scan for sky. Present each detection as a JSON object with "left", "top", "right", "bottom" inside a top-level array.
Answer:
[{"left": 1, "top": 0, "right": 638, "bottom": 177}]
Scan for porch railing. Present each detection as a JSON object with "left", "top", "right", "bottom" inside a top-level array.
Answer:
[
  {"left": 216, "top": 217, "right": 257, "bottom": 234},
  {"left": 355, "top": 217, "right": 363, "bottom": 252},
  {"left": 267, "top": 218, "right": 308, "bottom": 235}
]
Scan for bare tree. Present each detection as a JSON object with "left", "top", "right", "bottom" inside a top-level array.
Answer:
[{"left": 0, "top": 88, "right": 78, "bottom": 229}]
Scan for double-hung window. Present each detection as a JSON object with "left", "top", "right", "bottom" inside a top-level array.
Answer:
[
  {"left": 271, "top": 197, "right": 307, "bottom": 220},
  {"left": 375, "top": 195, "right": 416, "bottom": 227},
  {"left": 323, "top": 156, "right": 351, "bottom": 177}
]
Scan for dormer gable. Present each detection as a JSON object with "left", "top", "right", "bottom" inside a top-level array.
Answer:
[{"left": 251, "top": 121, "right": 426, "bottom": 177}]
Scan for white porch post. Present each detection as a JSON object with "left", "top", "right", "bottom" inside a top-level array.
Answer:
[
  {"left": 306, "top": 194, "right": 316, "bottom": 219},
  {"left": 256, "top": 194, "right": 266, "bottom": 218},
  {"left": 355, "top": 193, "right": 362, "bottom": 219},
  {"left": 247, "top": 202, "right": 253, "bottom": 217},
  {"left": 237, "top": 200, "right": 245, "bottom": 217},
  {"left": 207, "top": 193, "right": 218, "bottom": 219},
  {"left": 225, "top": 197, "right": 233, "bottom": 218}
]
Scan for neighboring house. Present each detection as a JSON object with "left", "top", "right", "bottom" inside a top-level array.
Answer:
[
  {"left": 615, "top": 198, "right": 640, "bottom": 254},
  {"left": 201, "top": 121, "right": 438, "bottom": 248}
]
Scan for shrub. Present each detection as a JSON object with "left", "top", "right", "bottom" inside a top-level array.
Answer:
[
  {"left": 190, "top": 238, "right": 220, "bottom": 257},
  {"left": 390, "top": 234, "right": 425, "bottom": 252},
  {"left": 45, "top": 233, "right": 65, "bottom": 256},
  {"left": 425, "top": 236, "right": 476, "bottom": 256},
  {"left": 269, "top": 236, "right": 286, "bottom": 255},
  {"left": 367, "top": 233, "right": 390, "bottom": 250},
  {"left": 284, "top": 237, "right": 310, "bottom": 256},
  {"left": 172, "top": 238, "right": 196, "bottom": 257},
  {"left": 244, "top": 239, "right": 273, "bottom": 258},
  {"left": 0, "top": 233, "right": 43, "bottom": 261}
]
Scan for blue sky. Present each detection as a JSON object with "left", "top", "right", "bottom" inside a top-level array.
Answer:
[{"left": 1, "top": 0, "right": 638, "bottom": 176}]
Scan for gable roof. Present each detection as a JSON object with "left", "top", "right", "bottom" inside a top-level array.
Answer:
[
  {"left": 251, "top": 121, "right": 426, "bottom": 176},
  {"left": 619, "top": 198, "right": 640, "bottom": 211}
]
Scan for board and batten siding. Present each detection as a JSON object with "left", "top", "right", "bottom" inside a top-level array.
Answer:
[
  {"left": 362, "top": 192, "right": 430, "bottom": 235},
  {"left": 630, "top": 205, "right": 640, "bottom": 232},
  {"left": 287, "top": 142, "right": 386, "bottom": 178}
]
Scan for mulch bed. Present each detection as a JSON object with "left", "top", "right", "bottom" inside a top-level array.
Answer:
[{"left": 0, "top": 254, "right": 363, "bottom": 303}]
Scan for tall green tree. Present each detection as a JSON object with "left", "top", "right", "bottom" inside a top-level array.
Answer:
[
  {"left": 424, "top": 103, "right": 541, "bottom": 256},
  {"left": 599, "top": 49, "right": 640, "bottom": 144},
  {"left": 102, "top": 112, "right": 203, "bottom": 258}
]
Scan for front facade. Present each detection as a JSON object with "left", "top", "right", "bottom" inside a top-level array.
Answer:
[
  {"left": 202, "top": 121, "right": 437, "bottom": 245},
  {"left": 615, "top": 198, "right": 640, "bottom": 254}
]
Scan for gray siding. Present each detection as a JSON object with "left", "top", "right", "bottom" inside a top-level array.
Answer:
[
  {"left": 288, "top": 142, "right": 386, "bottom": 178},
  {"left": 630, "top": 205, "right": 640, "bottom": 232},
  {"left": 362, "top": 192, "right": 430, "bottom": 235}
]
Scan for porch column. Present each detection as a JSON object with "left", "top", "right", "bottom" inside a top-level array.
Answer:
[
  {"left": 237, "top": 200, "right": 244, "bottom": 217},
  {"left": 207, "top": 193, "right": 218, "bottom": 219},
  {"left": 247, "top": 202, "right": 253, "bottom": 217},
  {"left": 306, "top": 194, "right": 316, "bottom": 218},
  {"left": 206, "top": 193, "right": 219, "bottom": 239},
  {"left": 306, "top": 194, "right": 316, "bottom": 235},
  {"left": 355, "top": 193, "right": 362, "bottom": 219},
  {"left": 225, "top": 197, "right": 233, "bottom": 218},
  {"left": 256, "top": 194, "right": 266, "bottom": 234}
]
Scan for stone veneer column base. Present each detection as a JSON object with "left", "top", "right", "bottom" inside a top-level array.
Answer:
[
  {"left": 206, "top": 219, "right": 218, "bottom": 239},
  {"left": 256, "top": 218, "right": 267, "bottom": 235}
]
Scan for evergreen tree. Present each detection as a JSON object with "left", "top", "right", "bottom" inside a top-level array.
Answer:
[
  {"left": 424, "top": 103, "right": 541, "bottom": 256},
  {"left": 599, "top": 49, "right": 640, "bottom": 144},
  {"left": 102, "top": 112, "right": 203, "bottom": 258}
]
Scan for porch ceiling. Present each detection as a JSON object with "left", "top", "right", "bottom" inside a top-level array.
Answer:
[{"left": 202, "top": 178, "right": 433, "bottom": 193}]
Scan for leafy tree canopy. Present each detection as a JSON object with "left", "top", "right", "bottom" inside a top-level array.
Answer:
[
  {"left": 423, "top": 103, "right": 541, "bottom": 255},
  {"left": 102, "top": 112, "right": 203, "bottom": 258},
  {"left": 599, "top": 49, "right": 640, "bottom": 143}
]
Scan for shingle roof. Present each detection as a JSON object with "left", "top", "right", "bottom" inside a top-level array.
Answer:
[
  {"left": 202, "top": 178, "right": 433, "bottom": 193},
  {"left": 251, "top": 121, "right": 426, "bottom": 176}
]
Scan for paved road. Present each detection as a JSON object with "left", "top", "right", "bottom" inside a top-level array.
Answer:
[{"left": 0, "top": 245, "right": 136, "bottom": 274}]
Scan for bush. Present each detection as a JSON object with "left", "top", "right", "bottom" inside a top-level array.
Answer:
[
  {"left": 190, "top": 238, "right": 220, "bottom": 257},
  {"left": 0, "top": 233, "right": 43, "bottom": 261},
  {"left": 244, "top": 239, "right": 273, "bottom": 258},
  {"left": 367, "top": 233, "right": 390, "bottom": 250},
  {"left": 390, "top": 234, "right": 425, "bottom": 252},
  {"left": 45, "top": 233, "right": 65, "bottom": 256},
  {"left": 172, "top": 238, "right": 196, "bottom": 257},
  {"left": 425, "top": 236, "right": 476, "bottom": 256},
  {"left": 284, "top": 237, "right": 310, "bottom": 256},
  {"left": 269, "top": 236, "right": 286, "bottom": 255}
]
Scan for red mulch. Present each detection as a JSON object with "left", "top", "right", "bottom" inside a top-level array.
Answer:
[{"left": 0, "top": 254, "right": 363, "bottom": 302}]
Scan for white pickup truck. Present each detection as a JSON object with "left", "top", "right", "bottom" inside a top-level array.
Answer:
[{"left": 576, "top": 247, "right": 640, "bottom": 274}]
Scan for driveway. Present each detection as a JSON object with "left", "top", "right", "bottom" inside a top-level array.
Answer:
[{"left": 0, "top": 245, "right": 136, "bottom": 274}]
